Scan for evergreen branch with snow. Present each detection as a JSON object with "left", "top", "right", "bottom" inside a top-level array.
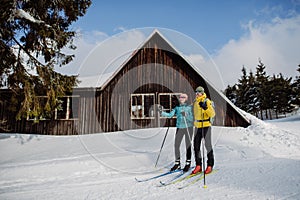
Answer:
[{"left": 0, "top": 0, "right": 91, "bottom": 120}]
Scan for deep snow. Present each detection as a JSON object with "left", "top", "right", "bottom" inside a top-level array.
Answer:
[{"left": 0, "top": 113, "right": 300, "bottom": 200}]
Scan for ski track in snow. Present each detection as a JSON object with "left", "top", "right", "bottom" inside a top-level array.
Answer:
[{"left": 0, "top": 114, "right": 300, "bottom": 200}]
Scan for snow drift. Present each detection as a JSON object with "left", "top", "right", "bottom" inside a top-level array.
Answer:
[{"left": 0, "top": 114, "right": 299, "bottom": 199}]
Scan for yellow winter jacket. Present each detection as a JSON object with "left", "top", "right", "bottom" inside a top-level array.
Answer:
[{"left": 193, "top": 93, "right": 215, "bottom": 128}]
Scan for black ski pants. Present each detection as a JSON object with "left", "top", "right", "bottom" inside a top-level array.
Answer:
[{"left": 194, "top": 126, "right": 214, "bottom": 167}]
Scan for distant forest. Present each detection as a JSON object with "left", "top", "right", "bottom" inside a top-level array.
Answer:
[{"left": 224, "top": 59, "right": 300, "bottom": 120}]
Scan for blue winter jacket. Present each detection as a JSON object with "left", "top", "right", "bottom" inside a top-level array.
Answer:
[{"left": 161, "top": 103, "right": 193, "bottom": 128}]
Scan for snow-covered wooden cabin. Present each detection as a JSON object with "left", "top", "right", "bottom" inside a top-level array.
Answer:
[{"left": 0, "top": 30, "right": 250, "bottom": 135}]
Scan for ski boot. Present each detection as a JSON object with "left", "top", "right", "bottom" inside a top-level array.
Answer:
[
  {"left": 183, "top": 160, "right": 191, "bottom": 172},
  {"left": 170, "top": 160, "right": 180, "bottom": 171},
  {"left": 192, "top": 165, "right": 202, "bottom": 174}
]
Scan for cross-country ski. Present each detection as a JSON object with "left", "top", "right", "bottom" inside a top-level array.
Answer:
[
  {"left": 178, "top": 169, "right": 218, "bottom": 190},
  {"left": 159, "top": 171, "right": 201, "bottom": 186},
  {"left": 135, "top": 169, "right": 181, "bottom": 183}
]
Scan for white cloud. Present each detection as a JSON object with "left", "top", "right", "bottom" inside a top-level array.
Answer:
[
  {"left": 55, "top": 30, "right": 109, "bottom": 75},
  {"left": 213, "top": 15, "right": 300, "bottom": 88},
  {"left": 184, "top": 54, "right": 225, "bottom": 90},
  {"left": 77, "top": 29, "right": 146, "bottom": 77},
  {"left": 185, "top": 54, "right": 205, "bottom": 65},
  {"left": 113, "top": 26, "right": 127, "bottom": 32},
  {"left": 59, "top": 29, "right": 147, "bottom": 87}
]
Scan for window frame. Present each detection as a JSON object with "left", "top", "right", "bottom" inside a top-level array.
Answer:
[
  {"left": 27, "top": 95, "right": 80, "bottom": 121},
  {"left": 158, "top": 93, "right": 181, "bottom": 119},
  {"left": 130, "top": 93, "right": 155, "bottom": 119}
]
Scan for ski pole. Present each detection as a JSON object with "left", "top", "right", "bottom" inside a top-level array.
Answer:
[
  {"left": 155, "top": 119, "right": 170, "bottom": 168},
  {"left": 183, "top": 115, "right": 193, "bottom": 152},
  {"left": 202, "top": 112, "right": 207, "bottom": 188}
]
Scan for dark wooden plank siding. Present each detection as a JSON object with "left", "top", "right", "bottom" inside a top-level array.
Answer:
[
  {"left": 0, "top": 32, "right": 250, "bottom": 135},
  {"left": 97, "top": 34, "right": 248, "bottom": 133}
]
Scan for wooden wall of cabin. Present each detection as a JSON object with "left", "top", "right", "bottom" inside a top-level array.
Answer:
[
  {"left": 97, "top": 46, "right": 249, "bottom": 132},
  {"left": 0, "top": 89, "right": 80, "bottom": 135},
  {"left": 97, "top": 47, "right": 197, "bottom": 132},
  {"left": 0, "top": 32, "right": 250, "bottom": 135},
  {"left": 0, "top": 90, "right": 14, "bottom": 133},
  {"left": 95, "top": 44, "right": 249, "bottom": 133}
]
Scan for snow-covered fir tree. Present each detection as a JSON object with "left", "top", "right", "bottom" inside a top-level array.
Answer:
[
  {"left": 225, "top": 84, "right": 238, "bottom": 105},
  {"left": 0, "top": 0, "right": 91, "bottom": 120},
  {"left": 270, "top": 74, "right": 294, "bottom": 118},
  {"left": 255, "top": 59, "right": 269, "bottom": 119},
  {"left": 225, "top": 59, "right": 296, "bottom": 120},
  {"left": 245, "top": 70, "right": 259, "bottom": 117},
  {"left": 236, "top": 66, "right": 249, "bottom": 111},
  {"left": 291, "top": 65, "right": 300, "bottom": 106}
]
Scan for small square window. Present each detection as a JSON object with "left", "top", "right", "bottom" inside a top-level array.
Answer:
[
  {"left": 158, "top": 93, "right": 181, "bottom": 118},
  {"left": 131, "top": 93, "right": 155, "bottom": 119}
]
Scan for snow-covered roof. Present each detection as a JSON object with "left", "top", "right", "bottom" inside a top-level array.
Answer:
[{"left": 77, "top": 72, "right": 113, "bottom": 88}]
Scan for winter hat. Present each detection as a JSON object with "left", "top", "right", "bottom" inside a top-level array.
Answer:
[{"left": 195, "top": 86, "right": 205, "bottom": 94}]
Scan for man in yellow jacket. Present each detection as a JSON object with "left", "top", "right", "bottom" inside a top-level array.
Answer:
[{"left": 192, "top": 86, "right": 215, "bottom": 174}]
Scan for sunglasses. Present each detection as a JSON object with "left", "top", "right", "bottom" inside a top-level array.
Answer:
[
  {"left": 195, "top": 91, "right": 203, "bottom": 94},
  {"left": 179, "top": 96, "right": 186, "bottom": 99}
]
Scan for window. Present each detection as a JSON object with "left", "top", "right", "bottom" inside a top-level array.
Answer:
[
  {"left": 158, "top": 93, "right": 181, "bottom": 118},
  {"left": 56, "top": 97, "right": 68, "bottom": 119},
  {"left": 56, "top": 96, "right": 79, "bottom": 120},
  {"left": 27, "top": 96, "right": 79, "bottom": 121},
  {"left": 131, "top": 93, "right": 155, "bottom": 119}
]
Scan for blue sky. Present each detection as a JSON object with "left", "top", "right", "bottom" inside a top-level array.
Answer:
[
  {"left": 73, "top": 0, "right": 299, "bottom": 53},
  {"left": 64, "top": 0, "right": 300, "bottom": 89}
]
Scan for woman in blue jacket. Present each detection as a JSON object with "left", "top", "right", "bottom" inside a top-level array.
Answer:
[{"left": 160, "top": 93, "right": 193, "bottom": 172}]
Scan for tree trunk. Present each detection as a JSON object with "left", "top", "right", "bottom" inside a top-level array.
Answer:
[
  {"left": 265, "top": 109, "right": 269, "bottom": 120},
  {"left": 269, "top": 109, "right": 272, "bottom": 120}
]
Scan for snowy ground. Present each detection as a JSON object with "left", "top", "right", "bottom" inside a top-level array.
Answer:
[{"left": 1, "top": 113, "right": 300, "bottom": 200}]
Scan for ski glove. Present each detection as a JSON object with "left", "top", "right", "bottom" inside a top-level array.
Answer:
[{"left": 199, "top": 101, "right": 208, "bottom": 110}]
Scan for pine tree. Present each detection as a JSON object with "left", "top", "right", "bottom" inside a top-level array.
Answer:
[
  {"left": 236, "top": 66, "right": 249, "bottom": 111},
  {"left": 246, "top": 70, "right": 259, "bottom": 116},
  {"left": 255, "top": 59, "right": 269, "bottom": 119},
  {"left": 268, "top": 75, "right": 280, "bottom": 119},
  {"left": 0, "top": 0, "right": 91, "bottom": 120},
  {"left": 282, "top": 75, "right": 294, "bottom": 115},
  {"left": 224, "top": 60, "right": 297, "bottom": 120},
  {"left": 269, "top": 74, "right": 294, "bottom": 118},
  {"left": 226, "top": 67, "right": 259, "bottom": 115},
  {"left": 225, "top": 84, "right": 238, "bottom": 104},
  {"left": 291, "top": 65, "right": 300, "bottom": 106}
]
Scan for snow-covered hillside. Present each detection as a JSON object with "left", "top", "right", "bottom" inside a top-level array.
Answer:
[{"left": 0, "top": 114, "right": 300, "bottom": 200}]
